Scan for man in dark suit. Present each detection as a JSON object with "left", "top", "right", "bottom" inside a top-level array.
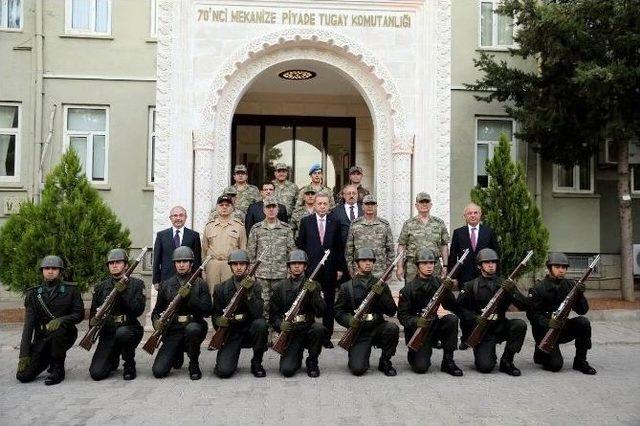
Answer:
[
  {"left": 447, "top": 202, "right": 499, "bottom": 349},
  {"left": 330, "top": 184, "right": 364, "bottom": 247},
  {"left": 245, "top": 182, "right": 288, "bottom": 235},
  {"left": 296, "top": 193, "right": 347, "bottom": 348},
  {"left": 152, "top": 206, "right": 202, "bottom": 289}
]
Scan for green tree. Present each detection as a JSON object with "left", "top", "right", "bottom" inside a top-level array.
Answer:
[
  {"left": 468, "top": 0, "right": 639, "bottom": 300},
  {"left": 472, "top": 134, "right": 549, "bottom": 278},
  {"left": 0, "top": 150, "right": 131, "bottom": 293}
]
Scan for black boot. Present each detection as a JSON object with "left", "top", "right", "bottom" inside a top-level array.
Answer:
[
  {"left": 251, "top": 354, "right": 266, "bottom": 378},
  {"left": 189, "top": 361, "right": 202, "bottom": 380},
  {"left": 172, "top": 351, "right": 184, "bottom": 369},
  {"left": 440, "top": 351, "right": 463, "bottom": 377},
  {"left": 44, "top": 361, "right": 65, "bottom": 386},
  {"left": 573, "top": 358, "right": 597, "bottom": 375},
  {"left": 499, "top": 351, "right": 521, "bottom": 377},
  {"left": 306, "top": 357, "right": 320, "bottom": 378},
  {"left": 378, "top": 358, "right": 397, "bottom": 377},
  {"left": 123, "top": 362, "right": 136, "bottom": 381},
  {"left": 533, "top": 348, "right": 546, "bottom": 365}
]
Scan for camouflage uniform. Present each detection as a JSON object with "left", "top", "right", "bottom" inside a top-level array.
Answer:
[
  {"left": 289, "top": 205, "right": 315, "bottom": 239},
  {"left": 345, "top": 216, "right": 395, "bottom": 277},
  {"left": 247, "top": 220, "right": 295, "bottom": 325},
  {"left": 224, "top": 184, "right": 260, "bottom": 215},
  {"left": 398, "top": 215, "right": 450, "bottom": 281},
  {"left": 297, "top": 184, "right": 335, "bottom": 208},
  {"left": 273, "top": 179, "right": 299, "bottom": 217}
]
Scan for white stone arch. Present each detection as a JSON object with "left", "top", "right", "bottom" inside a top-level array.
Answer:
[{"left": 192, "top": 28, "right": 414, "bottom": 236}]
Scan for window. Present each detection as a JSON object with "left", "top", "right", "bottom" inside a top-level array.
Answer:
[
  {"left": 0, "top": 0, "right": 21, "bottom": 30},
  {"left": 0, "top": 103, "right": 20, "bottom": 181},
  {"left": 479, "top": 0, "right": 514, "bottom": 48},
  {"left": 64, "top": 106, "right": 108, "bottom": 182},
  {"left": 149, "top": 0, "right": 157, "bottom": 38},
  {"left": 631, "top": 165, "right": 640, "bottom": 194},
  {"left": 65, "top": 0, "right": 111, "bottom": 35},
  {"left": 553, "top": 159, "right": 594, "bottom": 193},
  {"left": 148, "top": 107, "right": 156, "bottom": 185},
  {"left": 475, "top": 118, "right": 514, "bottom": 187}
]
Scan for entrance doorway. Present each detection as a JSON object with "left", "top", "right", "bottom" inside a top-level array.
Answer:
[{"left": 232, "top": 114, "right": 356, "bottom": 192}]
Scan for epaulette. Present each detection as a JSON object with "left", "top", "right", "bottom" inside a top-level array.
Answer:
[
  {"left": 25, "top": 285, "right": 39, "bottom": 293},
  {"left": 232, "top": 217, "right": 244, "bottom": 225},
  {"left": 378, "top": 217, "right": 390, "bottom": 225},
  {"left": 279, "top": 221, "right": 291, "bottom": 228}
]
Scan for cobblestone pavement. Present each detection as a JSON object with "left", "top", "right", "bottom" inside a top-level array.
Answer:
[{"left": 0, "top": 320, "right": 638, "bottom": 426}]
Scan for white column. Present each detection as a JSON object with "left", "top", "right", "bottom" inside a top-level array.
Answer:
[
  {"left": 391, "top": 134, "right": 414, "bottom": 238},
  {"left": 192, "top": 130, "right": 216, "bottom": 234}
]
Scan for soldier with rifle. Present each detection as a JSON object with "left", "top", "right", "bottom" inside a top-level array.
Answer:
[
  {"left": 334, "top": 248, "right": 399, "bottom": 377},
  {"left": 270, "top": 250, "right": 327, "bottom": 377},
  {"left": 150, "top": 247, "right": 212, "bottom": 380},
  {"left": 457, "top": 248, "right": 528, "bottom": 376},
  {"left": 527, "top": 252, "right": 597, "bottom": 375},
  {"left": 398, "top": 248, "right": 463, "bottom": 376},
  {"left": 17, "top": 255, "right": 84, "bottom": 385},
  {"left": 211, "top": 249, "right": 268, "bottom": 378},
  {"left": 86, "top": 249, "right": 146, "bottom": 381}
]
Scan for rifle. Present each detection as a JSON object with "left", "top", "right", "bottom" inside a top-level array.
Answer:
[
  {"left": 538, "top": 255, "right": 600, "bottom": 354},
  {"left": 338, "top": 252, "right": 404, "bottom": 351},
  {"left": 142, "top": 255, "right": 213, "bottom": 355},
  {"left": 272, "top": 249, "right": 331, "bottom": 355},
  {"left": 207, "top": 258, "right": 263, "bottom": 351},
  {"left": 407, "top": 249, "right": 470, "bottom": 352},
  {"left": 466, "top": 250, "right": 534, "bottom": 348},
  {"left": 79, "top": 247, "right": 149, "bottom": 351}
]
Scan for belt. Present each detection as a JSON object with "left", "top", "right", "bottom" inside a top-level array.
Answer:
[
  {"left": 214, "top": 255, "right": 227, "bottom": 261},
  {"left": 177, "top": 315, "right": 193, "bottom": 324},
  {"left": 231, "top": 314, "right": 245, "bottom": 322},
  {"left": 486, "top": 314, "right": 498, "bottom": 321},
  {"left": 112, "top": 314, "right": 129, "bottom": 324},
  {"left": 293, "top": 314, "right": 313, "bottom": 323},
  {"left": 363, "top": 313, "right": 379, "bottom": 322}
]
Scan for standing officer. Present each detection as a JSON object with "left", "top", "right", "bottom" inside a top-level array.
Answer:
[
  {"left": 272, "top": 163, "right": 299, "bottom": 217},
  {"left": 202, "top": 194, "right": 247, "bottom": 291},
  {"left": 338, "top": 166, "right": 370, "bottom": 203},
  {"left": 345, "top": 195, "right": 395, "bottom": 277},
  {"left": 212, "top": 250, "right": 268, "bottom": 378},
  {"left": 208, "top": 187, "right": 245, "bottom": 223},
  {"left": 244, "top": 182, "right": 288, "bottom": 235},
  {"left": 296, "top": 164, "right": 335, "bottom": 208},
  {"left": 17, "top": 255, "right": 84, "bottom": 385},
  {"left": 397, "top": 248, "right": 463, "bottom": 376},
  {"left": 151, "top": 247, "right": 212, "bottom": 380},
  {"left": 270, "top": 250, "right": 326, "bottom": 377},
  {"left": 334, "top": 248, "right": 399, "bottom": 376},
  {"left": 290, "top": 188, "right": 316, "bottom": 239},
  {"left": 527, "top": 253, "right": 596, "bottom": 374},
  {"left": 397, "top": 193, "right": 450, "bottom": 282},
  {"left": 88, "top": 249, "right": 145, "bottom": 381},
  {"left": 457, "top": 248, "right": 528, "bottom": 376},
  {"left": 224, "top": 164, "right": 261, "bottom": 215}
]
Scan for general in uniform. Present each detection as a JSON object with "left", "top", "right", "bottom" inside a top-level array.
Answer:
[
  {"left": 296, "top": 164, "right": 335, "bottom": 208},
  {"left": 208, "top": 187, "right": 246, "bottom": 223},
  {"left": 88, "top": 249, "right": 145, "bottom": 381},
  {"left": 527, "top": 252, "right": 596, "bottom": 374},
  {"left": 335, "top": 248, "right": 399, "bottom": 376},
  {"left": 17, "top": 255, "right": 84, "bottom": 385},
  {"left": 224, "top": 164, "right": 261, "bottom": 215},
  {"left": 272, "top": 162, "right": 299, "bottom": 217}
]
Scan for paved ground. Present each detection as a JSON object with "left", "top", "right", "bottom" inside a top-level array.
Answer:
[{"left": 1, "top": 320, "right": 639, "bottom": 426}]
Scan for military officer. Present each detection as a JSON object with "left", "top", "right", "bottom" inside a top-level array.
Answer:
[
  {"left": 344, "top": 194, "right": 395, "bottom": 277},
  {"left": 247, "top": 196, "right": 295, "bottom": 332},
  {"left": 17, "top": 255, "right": 84, "bottom": 385},
  {"left": 296, "top": 164, "right": 335, "bottom": 208},
  {"left": 272, "top": 163, "right": 299, "bottom": 217},
  {"left": 338, "top": 165, "right": 370, "bottom": 203},
  {"left": 397, "top": 192, "right": 450, "bottom": 282},
  {"left": 202, "top": 194, "right": 247, "bottom": 291},
  {"left": 208, "top": 187, "right": 245, "bottom": 223},
  {"left": 397, "top": 248, "right": 463, "bottom": 376},
  {"left": 270, "top": 250, "right": 326, "bottom": 377},
  {"left": 290, "top": 188, "right": 316, "bottom": 239},
  {"left": 151, "top": 247, "right": 212, "bottom": 380},
  {"left": 88, "top": 249, "right": 145, "bottom": 381},
  {"left": 335, "top": 248, "right": 399, "bottom": 376},
  {"left": 212, "top": 250, "right": 268, "bottom": 378},
  {"left": 224, "top": 164, "right": 261, "bottom": 215},
  {"left": 527, "top": 253, "right": 596, "bottom": 374},
  {"left": 457, "top": 249, "right": 528, "bottom": 376}
]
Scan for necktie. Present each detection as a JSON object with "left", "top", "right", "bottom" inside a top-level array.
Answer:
[
  {"left": 349, "top": 205, "right": 355, "bottom": 221},
  {"left": 173, "top": 229, "right": 180, "bottom": 248},
  {"left": 318, "top": 218, "right": 325, "bottom": 245},
  {"left": 470, "top": 227, "right": 477, "bottom": 251}
]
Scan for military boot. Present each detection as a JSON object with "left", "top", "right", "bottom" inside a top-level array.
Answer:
[
  {"left": 306, "top": 357, "right": 320, "bottom": 378},
  {"left": 172, "top": 351, "right": 184, "bottom": 369},
  {"left": 44, "top": 361, "right": 65, "bottom": 386},
  {"left": 440, "top": 351, "right": 463, "bottom": 377},
  {"left": 122, "top": 360, "right": 136, "bottom": 380},
  {"left": 499, "top": 351, "right": 521, "bottom": 376},
  {"left": 573, "top": 358, "right": 597, "bottom": 375},
  {"left": 533, "top": 348, "right": 547, "bottom": 365},
  {"left": 189, "top": 361, "right": 202, "bottom": 380},
  {"left": 377, "top": 357, "right": 397, "bottom": 377},
  {"left": 251, "top": 353, "right": 266, "bottom": 378}
]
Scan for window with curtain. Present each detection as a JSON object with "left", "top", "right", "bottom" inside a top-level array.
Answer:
[
  {"left": 65, "top": 107, "right": 108, "bottom": 182},
  {"left": 475, "top": 118, "right": 514, "bottom": 187},
  {"left": 479, "top": 0, "right": 514, "bottom": 48},
  {"left": 0, "top": 0, "right": 21, "bottom": 29},
  {"left": 0, "top": 104, "right": 19, "bottom": 179},
  {"left": 66, "top": 0, "right": 111, "bottom": 35},
  {"left": 553, "top": 159, "right": 594, "bottom": 193}
]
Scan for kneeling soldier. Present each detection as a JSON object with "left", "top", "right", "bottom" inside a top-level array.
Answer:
[
  {"left": 527, "top": 253, "right": 596, "bottom": 374},
  {"left": 88, "top": 249, "right": 145, "bottom": 381},
  {"left": 17, "top": 256, "right": 84, "bottom": 385},
  {"left": 335, "top": 248, "right": 399, "bottom": 376},
  {"left": 457, "top": 249, "right": 528, "bottom": 376},
  {"left": 270, "top": 250, "right": 326, "bottom": 377},
  {"left": 398, "top": 248, "right": 463, "bottom": 376},
  {"left": 212, "top": 249, "right": 268, "bottom": 378},
  {"left": 151, "top": 247, "right": 212, "bottom": 380}
]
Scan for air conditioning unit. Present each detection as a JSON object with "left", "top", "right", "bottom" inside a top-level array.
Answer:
[{"left": 633, "top": 244, "right": 640, "bottom": 275}]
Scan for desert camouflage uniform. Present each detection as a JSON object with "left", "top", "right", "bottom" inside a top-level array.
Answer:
[
  {"left": 398, "top": 215, "right": 449, "bottom": 281},
  {"left": 345, "top": 216, "right": 395, "bottom": 276}
]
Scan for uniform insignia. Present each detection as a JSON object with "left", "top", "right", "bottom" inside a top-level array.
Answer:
[{"left": 59, "top": 284, "right": 66, "bottom": 294}]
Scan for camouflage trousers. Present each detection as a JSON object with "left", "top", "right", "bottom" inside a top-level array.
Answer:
[
  {"left": 404, "top": 258, "right": 443, "bottom": 282},
  {"left": 257, "top": 278, "right": 281, "bottom": 338}
]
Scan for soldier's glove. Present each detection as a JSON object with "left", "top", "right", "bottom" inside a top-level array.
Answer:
[
  {"left": 178, "top": 284, "right": 191, "bottom": 298},
  {"left": 416, "top": 317, "right": 431, "bottom": 328},
  {"left": 575, "top": 281, "right": 586, "bottom": 293},
  {"left": 280, "top": 321, "right": 293, "bottom": 332},
  {"left": 152, "top": 319, "right": 164, "bottom": 331},
  {"left": 371, "top": 281, "right": 385, "bottom": 295},
  {"left": 348, "top": 315, "right": 362, "bottom": 329},
  {"left": 442, "top": 278, "right": 454, "bottom": 291},
  {"left": 548, "top": 317, "right": 565, "bottom": 330},
  {"left": 501, "top": 279, "right": 516, "bottom": 293},
  {"left": 89, "top": 317, "right": 103, "bottom": 327},
  {"left": 17, "top": 356, "right": 30, "bottom": 373},
  {"left": 114, "top": 277, "right": 128, "bottom": 293},
  {"left": 240, "top": 276, "right": 255, "bottom": 290},
  {"left": 46, "top": 318, "right": 62, "bottom": 332},
  {"left": 215, "top": 316, "right": 230, "bottom": 328},
  {"left": 303, "top": 279, "right": 318, "bottom": 293}
]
